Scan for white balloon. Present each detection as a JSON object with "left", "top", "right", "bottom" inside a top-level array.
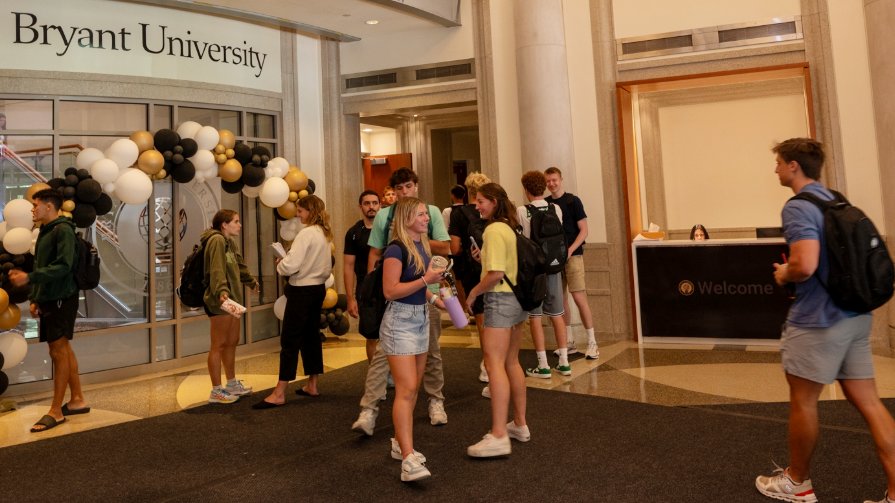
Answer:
[
  {"left": 273, "top": 295, "right": 288, "bottom": 321},
  {"left": 279, "top": 225, "right": 297, "bottom": 241},
  {"left": 32, "top": 228, "right": 40, "bottom": 240},
  {"left": 3, "top": 227, "right": 34, "bottom": 254},
  {"left": 90, "top": 158, "right": 121, "bottom": 184},
  {"left": 194, "top": 126, "right": 220, "bottom": 151},
  {"left": 105, "top": 138, "right": 140, "bottom": 170},
  {"left": 194, "top": 173, "right": 206, "bottom": 184},
  {"left": 115, "top": 169, "right": 154, "bottom": 205},
  {"left": 76, "top": 148, "right": 106, "bottom": 171},
  {"left": 189, "top": 149, "right": 216, "bottom": 172},
  {"left": 259, "top": 177, "right": 290, "bottom": 208},
  {"left": 0, "top": 221, "right": 6, "bottom": 241},
  {"left": 0, "top": 331, "right": 28, "bottom": 370},
  {"left": 325, "top": 274, "right": 335, "bottom": 289},
  {"left": 208, "top": 164, "right": 218, "bottom": 178},
  {"left": 3, "top": 199, "right": 34, "bottom": 229},
  {"left": 103, "top": 182, "right": 117, "bottom": 196},
  {"left": 242, "top": 184, "right": 262, "bottom": 198},
  {"left": 176, "top": 121, "right": 202, "bottom": 140}
]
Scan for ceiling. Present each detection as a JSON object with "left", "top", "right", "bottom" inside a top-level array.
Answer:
[{"left": 136, "top": 0, "right": 457, "bottom": 41}]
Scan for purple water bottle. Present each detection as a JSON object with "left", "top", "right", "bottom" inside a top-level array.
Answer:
[{"left": 440, "top": 287, "right": 468, "bottom": 329}]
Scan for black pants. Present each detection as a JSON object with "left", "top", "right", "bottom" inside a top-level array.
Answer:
[{"left": 279, "top": 284, "right": 326, "bottom": 381}]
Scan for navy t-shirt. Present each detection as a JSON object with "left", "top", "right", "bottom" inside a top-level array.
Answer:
[
  {"left": 343, "top": 220, "right": 371, "bottom": 292},
  {"left": 546, "top": 192, "right": 587, "bottom": 256},
  {"left": 383, "top": 240, "right": 430, "bottom": 305}
]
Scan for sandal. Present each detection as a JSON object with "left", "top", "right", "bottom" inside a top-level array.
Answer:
[
  {"left": 61, "top": 403, "right": 91, "bottom": 416},
  {"left": 30, "top": 414, "right": 66, "bottom": 433}
]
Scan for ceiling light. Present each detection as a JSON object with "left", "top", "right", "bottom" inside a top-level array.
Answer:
[
  {"left": 365, "top": 19, "right": 379, "bottom": 25},
  {"left": 362, "top": 128, "right": 373, "bottom": 133}
]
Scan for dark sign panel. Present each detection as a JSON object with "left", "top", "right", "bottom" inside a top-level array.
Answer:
[{"left": 636, "top": 243, "right": 792, "bottom": 339}]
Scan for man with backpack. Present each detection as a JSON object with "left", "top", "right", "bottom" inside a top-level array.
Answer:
[
  {"left": 545, "top": 166, "right": 599, "bottom": 360},
  {"left": 351, "top": 168, "right": 451, "bottom": 436},
  {"left": 9, "top": 189, "right": 89, "bottom": 432},
  {"left": 517, "top": 171, "right": 572, "bottom": 378},
  {"left": 755, "top": 138, "right": 895, "bottom": 503},
  {"left": 344, "top": 190, "right": 381, "bottom": 362}
]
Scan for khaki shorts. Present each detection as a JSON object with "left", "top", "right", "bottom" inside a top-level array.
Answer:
[{"left": 562, "top": 255, "right": 586, "bottom": 293}]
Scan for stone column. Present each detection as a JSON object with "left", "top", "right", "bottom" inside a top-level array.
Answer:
[
  {"left": 513, "top": 0, "right": 577, "bottom": 192},
  {"left": 863, "top": 0, "right": 895, "bottom": 349}
]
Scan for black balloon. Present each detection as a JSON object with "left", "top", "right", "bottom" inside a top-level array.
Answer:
[
  {"left": 233, "top": 143, "right": 253, "bottom": 165},
  {"left": 0, "top": 370, "right": 8, "bottom": 396},
  {"left": 76, "top": 168, "right": 91, "bottom": 180},
  {"left": 221, "top": 179, "right": 244, "bottom": 194},
  {"left": 330, "top": 315, "right": 350, "bottom": 336},
  {"left": 0, "top": 254, "right": 9, "bottom": 263},
  {"left": 47, "top": 178, "right": 64, "bottom": 190},
  {"left": 307, "top": 179, "right": 316, "bottom": 195},
  {"left": 179, "top": 138, "right": 198, "bottom": 158},
  {"left": 1, "top": 263, "right": 12, "bottom": 272},
  {"left": 64, "top": 167, "right": 78, "bottom": 177},
  {"left": 251, "top": 154, "right": 261, "bottom": 166},
  {"left": 71, "top": 203, "right": 97, "bottom": 228},
  {"left": 62, "top": 186, "right": 76, "bottom": 199},
  {"left": 94, "top": 193, "right": 113, "bottom": 216},
  {"left": 251, "top": 146, "right": 271, "bottom": 159},
  {"left": 336, "top": 294, "right": 347, "bottom": 311},
  {"left": 6, "top": 283, "right": 30, "bottom": 304},
  {"left": 154, "top": 129, "right": 180, "bottom": 152},
  {"left": 64, "top": 174, "right": 79, "bottom": 187},
  {"left": 173, "top": 145, "right": 183, "bottom": 154},
  {"left": 12, "top": 255, "right": 25, "bottom": 265},
  {"left": 171, "top": 153, "right": 184, "bottom": 165},
  {"left": 171, "top": 159, "right": 196, "bottom": 183},
  {"left": 162, "top": 150, "right": 173, "bottom": 161},
  {"left": 242, "top": 165, "right": 265, "bottom": 187},
  {"left": 0, "top": 353, "right": 4, "bottom": 372},
  {"left": 76, "top": 179, "right": 103, "bottom": 203}
]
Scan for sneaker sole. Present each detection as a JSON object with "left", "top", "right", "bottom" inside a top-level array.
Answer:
[
  {"left": 755, "top": 481, "right": 817, "bottom": 503},
  {"left": 554, "top": 369, "right": 572, "bottom": 376},
  {"left": 585, "top": 354, "right": 599, "bottom": 360},
  {"left": 467, "top": 446, "right": 511, "bottom": 458},
  {"left": 208, "top": 398, "right": 239, "bottom": 404},
  {"left": 525, "top": 370, "right": 552, "bottom": 379},
  {"left": 225, "top": 390, "right": 253, "bottom": 396},
  {"left": 430, "top": 417, "right": 448, "bottom": 426},
  {"left": 352, "top": 423, "right": 374, "bottom": 436},
  {"left": 401, "top": 470, "right": 431, "bottom": 482}
]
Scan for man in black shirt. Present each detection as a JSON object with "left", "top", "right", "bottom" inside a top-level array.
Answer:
[{"left": 343, "top": 190, "right": 380, "bottom": 361}]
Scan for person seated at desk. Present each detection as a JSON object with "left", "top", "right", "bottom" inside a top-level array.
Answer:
[{"left": 690, "top": 224, "right": 709, "bottom": 241}]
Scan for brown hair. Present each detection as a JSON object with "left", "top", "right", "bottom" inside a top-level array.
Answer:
[
  {"left": 212, "top": 209, "right": 238, "bottom": 231},
  {"left": 477, "top": 182, "right": 519, "bottom": 230},
  {"left": 772, "top": 138, "right": 825, "bottom": 180},
  {"left": 298, "top": 195, "right": 334, "bottom": 242},
  {"left": 544, "top": 166, "right": 563, "bottom": 177},
  {"left": 521, "top": 170, "right": 547, "bottom": 197}
]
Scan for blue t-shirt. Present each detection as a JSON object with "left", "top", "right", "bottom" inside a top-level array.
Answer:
[
  {"left": 782, "top": 182, "right": 852, "bottom": 327},
  {"left": 383, "top": 240, "right": 430, "bottom": 305}
]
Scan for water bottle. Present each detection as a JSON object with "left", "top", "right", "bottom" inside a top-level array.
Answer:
[{"left": 440, "top": 287, "right": 468, "bottom": 329}]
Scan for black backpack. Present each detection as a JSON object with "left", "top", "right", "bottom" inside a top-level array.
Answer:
[
  {"left": 501, "top": 225, "right": 547, "bottom": 311},
  {"left": 177, "top": 242, "right": 207, "bottom": 308},
  {"left": 73, "top": 232, "right": 101, "bottom": 291},
  {"left": 526, "top": 203, "right": 567, "bottom": 274},
  {"left": 791, "top": 189, "right": 894, "bottom": 313},
  {"left": 357, "top": 240, "right": 408, "bottom": 338}
]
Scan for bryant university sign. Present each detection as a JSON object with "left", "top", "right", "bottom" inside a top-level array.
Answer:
[{"left": 2, "top": 0, "right": 282, "bottom": 93}]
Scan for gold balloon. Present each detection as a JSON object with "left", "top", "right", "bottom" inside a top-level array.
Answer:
[
  {"left": 62, "top": 200, "right": 76, "bottom": 212},
  {"left": 298, "top": 189, "right": 309, "bottom": 199},
  {"left": 220, "top": 159, "right": 243, "bottom": 183},
  {"left": 137, "top": 149, "right": 164, "bottom": 175},
  {"left": 277, "top": 202, "right": 296, "bottom": 220},
  {"left": 61, "top": 211, "right": 72, "bottom": 218},
  {"left": 0, "top": 304, "right": 21, "bottom": 330},
  {"left": 288, "top": 191, "right": 298, "bottom": 202},
  {"left": 155, "top": 169, "right": 167, "bottom": 180},
  {"left": 130, "top": 130, "right": 155, "bottom": 153},
  {"left": 284, "top": 168, "right": 309, "bottom": 192},
  {"left": 215, "top": 153, "right": 227, "bottom": 165},
  {"left": 26, "top": 182, "right": 51, "bottom": 202},
  {"left": 0, "top": 288, "right": 8, "bottom": 313},
  {"left": 213, "top": 144, "right": 226, "bottom": 155},
  {"left": 225, "top": 148, "right": 235, "bottom": 159},
  {"left": 218, "top": 129, "right": 236, "bottom": 149},
  {"left": 321, "top": 288, "right": 338, "bottom": 309}
]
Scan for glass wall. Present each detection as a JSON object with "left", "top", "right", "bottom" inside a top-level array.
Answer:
[{"left": 0, "top": 96, "right": 280, "bottom": 385}]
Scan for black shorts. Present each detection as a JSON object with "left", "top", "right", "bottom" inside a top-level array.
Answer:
[{"left": 38, "top": 295, "right": 79, "bottom": 343}]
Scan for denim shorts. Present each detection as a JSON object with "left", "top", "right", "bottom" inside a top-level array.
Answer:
[
  {"left": 529, "top": 272, "right": 564, "bottom": 317},
  {"left": 484, "top": 292, "right": 527, "bottom": 328},
  {"left": 379, "top": 301, "right": 430, "bottom": 356},
  {"left": 781, "top": 314, "right": 874, "bottom": 384}
]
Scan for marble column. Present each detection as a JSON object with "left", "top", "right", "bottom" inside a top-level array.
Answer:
[
  {"left": 863, "top": 0, "right": 895, "bottom": 346},
  {"left": 513, "top": 0, "right": 577, "bottom": 192}
]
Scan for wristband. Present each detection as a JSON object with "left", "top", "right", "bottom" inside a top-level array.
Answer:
[
  {"left": 428, "top": 294, "right": 438, "bottom": 305},
  {"left": 421, "top": 276, "right": 428, "bottom": 287}
]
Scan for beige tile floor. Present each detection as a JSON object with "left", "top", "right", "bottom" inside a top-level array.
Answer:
[{"left": 3, "top": 322, "right": 895, "bottom": 448}]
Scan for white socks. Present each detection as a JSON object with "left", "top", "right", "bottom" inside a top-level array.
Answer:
[{"left": 536, "top": 351, "right": 548, "bottom": 369}]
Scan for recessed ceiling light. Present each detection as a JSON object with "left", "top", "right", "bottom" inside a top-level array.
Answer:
[
  {"left": 362, "top": 128, "right": 373, "bottom": 133},
  {"left": 365, "top": 19, "right": 379, "bottom": 25}
]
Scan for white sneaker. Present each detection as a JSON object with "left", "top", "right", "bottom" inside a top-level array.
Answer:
[
  {"left": 208, "top": 388, "right": 239, "bottom": 404},
  {"left": 224, "top": 379, "right": 253, "bottom": 396},
  {"left": 554, "top": 340, "right": 579, "bottom": 357},
  {"left": 390, "top": 437, "right": 427, "bottom": 463},
  {"left": 428, "top": 399, "right": 448, "bottom": 425},
  {"left": 506, "top": 421, "right": 531, "bottom": 442},
  {"left": 863, "top": 494, "right": 895, "bottom": 503},
  {"left": 467, "top": 433, "right": 511, "bottom": 457},
  {"left": 481, "top": 385, "right": 491, "bottom": 399},
  {"left": 351, "top": 408, "right": 378, "bottom": 436},
  {"left": 585, "top": 341, "right": 600, "bottom": 360},
  {"left": 400, "top": 455, "right": 431, "bottom": 482},
  {"left": 479, "top": 361, "right": 489, "bottom": 383},
  {"left": 755, "top": 467, "right": 817, "bottom": 502}
]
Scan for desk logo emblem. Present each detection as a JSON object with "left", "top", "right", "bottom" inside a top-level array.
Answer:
[{"left": 678, "top": 280, "right": 695, "bottom": 296}]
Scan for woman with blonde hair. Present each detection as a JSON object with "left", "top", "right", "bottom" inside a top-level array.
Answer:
[
  {"left": 254, "top": 195, "right": 333, "bottom": 408},
  {"left": 380, "top": 197, "right": 446, "bottom": 482},
  {"left": 202, "top": 209, "right": 258, "bottom": 404}
]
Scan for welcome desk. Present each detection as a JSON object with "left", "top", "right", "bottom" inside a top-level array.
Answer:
[{"left": 632, "top": 239, "right": 792, "bottom": 343}]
